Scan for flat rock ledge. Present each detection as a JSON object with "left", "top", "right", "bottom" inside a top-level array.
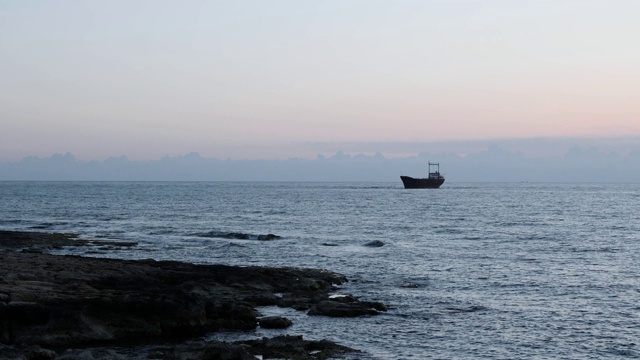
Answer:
[
  {"left": 0, "top": 231, "right": 386, "bottom": 359},
  {"left": 0, "top": 335, "right": 358, "bottom": 360}
]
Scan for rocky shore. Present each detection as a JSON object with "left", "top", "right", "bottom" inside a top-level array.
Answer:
[{"left": 0, "top": 231, "right": 387, "bottom": 359}]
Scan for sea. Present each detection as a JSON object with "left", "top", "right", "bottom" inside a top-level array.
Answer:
[{"left": 1, "top": 181, "right": 639, "bottom": 359}]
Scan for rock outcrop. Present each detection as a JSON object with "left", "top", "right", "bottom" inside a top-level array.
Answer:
[
  {"left": 0, "top": 231, "right": 386, "bottom": 359},
  {"left": 0, "top": 335, "right": 358, "bottom": 360}
]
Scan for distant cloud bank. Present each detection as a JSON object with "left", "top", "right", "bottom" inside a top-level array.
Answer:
[{"left": 2, "top": 137, "right": 640, "bottom": 182}]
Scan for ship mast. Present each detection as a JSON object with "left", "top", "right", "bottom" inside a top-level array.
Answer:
[{"left": 428, "top": 162, "right": 439, "bottom": 176}]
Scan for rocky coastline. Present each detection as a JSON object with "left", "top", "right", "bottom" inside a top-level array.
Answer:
[{"left": 0, "top": 231, "right": 387, "bottom": 359}]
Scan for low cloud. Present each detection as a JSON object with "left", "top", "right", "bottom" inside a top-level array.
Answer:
[{"left": 2, "top": 137, "right": 640, "bottom": 182}]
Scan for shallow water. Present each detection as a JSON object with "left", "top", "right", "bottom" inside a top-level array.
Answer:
[{"left": 1, "top": 181, "right": 639, "bottom": 359}]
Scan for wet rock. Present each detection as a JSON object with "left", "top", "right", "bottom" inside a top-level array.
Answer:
[
  {"left": 0, "top": 231, "right": 87, "bottom": 251},
  {"left": 259, "top": 316, "right": 292, "bottom": 329},
  {"left": 166, "top": 340, "right": 256, "bottom": 360},
  {"left": 226, "top": 232, "right": 281, "bottom": 241},
  {"left": 363, "top": 240, "right": 384, "bottom": 247},
  {"left": 0, "top": 231, "right": 366, "bottom": 349},
  {"left": 240, "top": 335, "right": 359, "bottom": 359},
  {"left": 55, "top": 348, "right": 127, "bottom": 360},
  {"left": 21, "top": 247, "right": 44, "bottom": 254},
  {"left": 256, "top": 234, "right": 281, "bottom": 241},
  {"left": 242, "top": 293, "right": 279, "bottom": 306},
  {"left": 309, "top": 301, "right": 376, "bottom": 317},
  {"left": 193, "top": 231, "right": 282, "bottom": 241},
  {"left": 0, "top": 253, "right": 342, "bottom": 347},
  {"left": 308, "top": 295, "right": 388, "bottom": 317},
  {"left": 400, "top": 282, "right": 420, "bottom": 288},
  {"left": 0, "top": 231, "right": 139, "bottom": 253},
  {"left": 32, "top": 336, "right": 360, "bottom": 360},
  {"left": 0, "top": 231, "right": 385, "bottom": 359},
  {"left": 0, "top": 344, "right": 57, "bottom": 360}
]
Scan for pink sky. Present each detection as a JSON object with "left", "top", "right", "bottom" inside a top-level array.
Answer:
[{"left": 2, "top": 1, "right": 640, "bottom": 161}]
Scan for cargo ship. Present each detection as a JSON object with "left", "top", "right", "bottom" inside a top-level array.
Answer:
[{"left": 400, "top": 162, "right": 445, "bottom": 189}]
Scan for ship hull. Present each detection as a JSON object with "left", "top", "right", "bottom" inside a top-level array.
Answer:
[{"left": 400, "top": 176, "right": 445, "bottom": 189}]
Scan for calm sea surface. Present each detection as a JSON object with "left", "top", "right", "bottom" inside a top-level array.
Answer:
[{"left": 1, "top": 181, "right": 639, "bottom": 359}]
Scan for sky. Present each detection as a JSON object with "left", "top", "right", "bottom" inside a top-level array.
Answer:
[{"left": 2, "top": 0, "right": 640, "bottom": 162}]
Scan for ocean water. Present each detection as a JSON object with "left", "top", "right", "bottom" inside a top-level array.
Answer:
[{"left": 1, "top": 181, "right": 639, "bottom": 359}]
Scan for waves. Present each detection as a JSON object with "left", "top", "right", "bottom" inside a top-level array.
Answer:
[{"left": 2, "top": 181, "right": 640, "bottom": 359}]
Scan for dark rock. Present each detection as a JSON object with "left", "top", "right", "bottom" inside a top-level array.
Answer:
[
  {"left": 400, "top": 282, "right": 420, "bottom": 288},
  {"left": 36, "top": 336, "right": 360, "bottom": 359},
  {"left": 255, "top": 234, "right": 281, "bottom": 241},
  {"left": 292, "top": 303, "right": 311, "bottom": 311},
  {"left": 259, "top": 316, "right": 292, "bottom": 329},
  {"left": 55, "top": 348, "right": 127, "bottom": 360},
  {"left": 363, "top": 240, "right": 384, "bottom": 247},
  {"left": 0, "top": 231, "right": 137, "bottom": 253},
  {"left": 21, "top": 247, "right": 44, "bottom": 254},
  {"left": 242, "top": 293, "right": 279, "bottom": 306},
  {"left": 0, "top": 231, "right": 385, "bottom": 359},
  {"left": 4, "top": 301, "right": 50, "bottom": 327},
  {"left": 277, "top": 290, "right": 326, "bottom": 309},
  {"left": 327, "top": 294, "right": 358, "bottom": 303},
  {"left": 0, "top": 231, "right": 367, "bottom": 349},
  {"left": 309, "top": 300, "right": 377, "bottom": 317},
  {"left": 0, "top": 231, "right": 86, "bottom": 251},
  {"left": 0, "top": 344, "right": 57, "bottom": 360},
  {"left": 194, "top": 231, "right": 282, "bottom": 241},
  {"left": 240, "top": 335, "right": 359, "bottom": 359},
  {"left": 169, "top": 341, "right": 256, "bottom": 360},
  {"left": 308, "top": 295, "right": 388, "bottom": 317}
]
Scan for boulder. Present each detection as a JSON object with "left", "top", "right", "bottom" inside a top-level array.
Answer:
[{"left": 258, "top": 316, "right": 292, "bottom": 329}]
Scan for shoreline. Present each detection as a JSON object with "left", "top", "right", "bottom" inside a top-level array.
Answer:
[{"left": 0, "top": 230, "right": 386, "bottom": 359}]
